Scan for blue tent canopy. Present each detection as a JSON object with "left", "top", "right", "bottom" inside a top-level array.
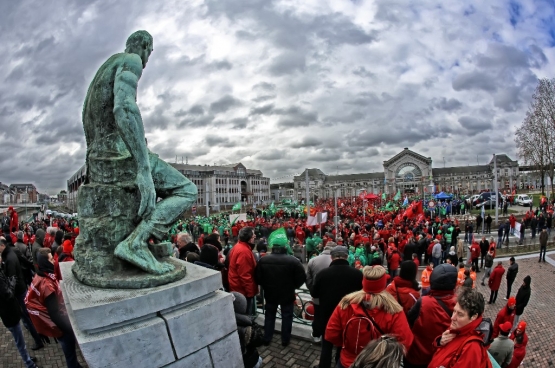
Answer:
[{"left": 435, "top": 192, "right": 453, "bottom": 199}]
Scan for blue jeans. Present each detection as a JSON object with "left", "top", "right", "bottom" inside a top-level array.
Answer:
[
  {"left": 7, "top": 323, "right": 35, "bottom": 368},
  {"left": 58, "top": 332, "right": 82, "bottom": 368},
  {"left": 432, "top": 256, "right": 440, "bottom": 268},
  {"left": 263, "top": 302, "right": 294, "bottom": 345}
]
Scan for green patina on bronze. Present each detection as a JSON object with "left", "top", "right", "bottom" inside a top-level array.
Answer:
[{"left": 72, "top": 30, "right": 197, "bottom": 288}]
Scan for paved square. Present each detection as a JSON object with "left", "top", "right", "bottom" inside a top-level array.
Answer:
[{"left": 1, "top": 253, "right": 553, "bottom": 367}]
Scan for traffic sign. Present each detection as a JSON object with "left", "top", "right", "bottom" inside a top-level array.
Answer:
[{"left": 428, "top": 201, "right": 435, "bottom": 208}]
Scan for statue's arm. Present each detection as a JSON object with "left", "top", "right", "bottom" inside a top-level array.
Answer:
[
  {"left": 113, "top": 55, "right": 149, "bottom": 172},
  {"left": 113, "top": 55, "right": 155, "bottom": 218}
]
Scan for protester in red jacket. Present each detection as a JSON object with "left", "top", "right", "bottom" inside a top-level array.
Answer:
[
  {"left": 325, "top": 265, "right": 413, "bottom": 368},
  {"left": 385, "top": 261, "right": 420, "bottom": 314},
  {"left": 7, "top": 206, "right": 18, "bottom": 232},
  {"left": 428, "top": 288, "right": 489, "bottom": 368},
  {"left": 492, "top": 297, "right": 516, "bottom": 340},
  {"left": 469, "top": 241, "right": 481, "bottom": 271},
  {"left": 388, "top": 247, "right": 401, "bottom": 277},
  {"left": 227, "top": 227, "right": 258, "bottom": 312},
  {"left": 405, "top": 263, "right": 458, "bottom": 368},
  {"left": 508, "top": 321, "right": 528, "bottom": 368},
  {"left": 488, "top": 261, "right": 505, "bottom": 304}
]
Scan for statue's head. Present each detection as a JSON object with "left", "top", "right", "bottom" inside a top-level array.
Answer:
[{"left": 125, "top": 30, "right": 153, "bottom": 68}]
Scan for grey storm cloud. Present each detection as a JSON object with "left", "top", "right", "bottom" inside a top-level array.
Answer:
[
  {"left": 0, "top": 0, "right": 551, "bottom": 193},
  {"left": 458, "top": 116, "right": 493, "bottom": 132},
  {"left": 452, "top": 71, "right": 498, "bottom": 92},
  {"left": 432, "top": 97, "right": 463, "bottom": 111},
  {"left": 209, "top": 95, "right": 243, "bottom": 113},
  {"left": 256, "top": 149, "right": 286, "bottom": 161},
  {"left": 291, "top": 137, "right": 322, "bottom": 149}
]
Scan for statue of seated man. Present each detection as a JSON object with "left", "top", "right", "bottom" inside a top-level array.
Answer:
[{"left": 82, "top": 30, "right": 197, "bottom": 275}]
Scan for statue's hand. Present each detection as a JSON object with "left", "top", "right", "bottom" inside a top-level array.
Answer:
[{"left": 137, "top": 171, "right": 156, "bottom": 218}]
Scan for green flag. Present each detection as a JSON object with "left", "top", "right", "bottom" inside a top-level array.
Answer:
[
  {"left": 393, "top": 190, "right": 401, "bottom": 201},
  {"left": 381, "top": 192, "right": 386, "bottom": 200},
  {"left": 232, "top": 202, "right": 241, "bottom": 211},
  {"left": 267, "top": 227, "right": 293, "bottom": 255}
]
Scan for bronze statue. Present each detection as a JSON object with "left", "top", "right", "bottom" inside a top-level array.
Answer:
[{"left": 73, "top": 31, "right": 197, "bottom": 288}]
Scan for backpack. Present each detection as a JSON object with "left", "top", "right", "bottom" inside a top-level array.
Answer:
[
  {"left": 0, "top": 265, "right": 16, "bottom": 301},
  {"left": 342, "top": 303, "right": 384, "bottom": 355}
]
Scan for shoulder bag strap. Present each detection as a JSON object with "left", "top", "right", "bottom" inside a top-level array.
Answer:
[
  {"left": 434, "top": 296, "right": 453, "bottom": 318},
  {"left": 359, "top": 302, "right": 385, "bottom": 335}
]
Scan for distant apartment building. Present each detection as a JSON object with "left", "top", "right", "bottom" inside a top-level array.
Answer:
[{"left": 67, "top": 162, "right": 271, "bottom": 211}]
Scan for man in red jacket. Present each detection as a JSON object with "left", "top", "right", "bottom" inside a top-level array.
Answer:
[
  {"left": 228, "top": 227, "right": 258, "bottom": 314},
  {"left": 7, "top": 206, "right": 18, "bottom": 233},
  {"left": 488, "top": 261, "right": 505, "bottom": 304},
  {"left": 405, "top": 263, "right": 458, "bottom": 368},
  {"left": 492, "top": 297, "right": 516, "bottom": 340},
  {"left": 469, "top": 241, "right": 481, "bottom": 272},
  {"left": 428, "top": 288, "right": 488, "bottom": 367}
]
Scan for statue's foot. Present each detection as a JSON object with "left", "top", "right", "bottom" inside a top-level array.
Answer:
[{"left": 115, "top": 239, "right": 174, "bottom": 275}]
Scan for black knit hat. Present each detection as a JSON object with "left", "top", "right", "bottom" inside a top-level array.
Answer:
[
  {"left": 399, "top": 260, "right": 417, "bottom": 281},
  {"left": 430, "top": 264, "right": 458, "bottom": 291},
  {"left": 199, "top": 244, "right": 219, "bottom": 266},
  {"left": 523, "top": 275, "right": 531, "bottom": 287}
]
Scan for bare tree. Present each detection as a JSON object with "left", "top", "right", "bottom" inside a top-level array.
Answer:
[{"left": 515, "top": 78, "right": 555, "bottom": 196}]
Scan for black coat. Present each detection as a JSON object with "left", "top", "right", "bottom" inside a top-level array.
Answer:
[
  {"left": 479, "top": 240, "right": 489, "bottom": 256},
  {"left": 506, "top": 262, "right": 519, "bottom": 281},
  {"left": 310, "top": 259, "right": 363, "bottom": 326},
  {"left": 1, "top": 246, "right": 26, "bottom": 296},
  {"left": 0, "top": 247, "right": 23, "bottom": 328},
  {"left": 404, "top": 242, "right": 417, "bottom": 262},
  {"left": 515, "top": 284, "right": 531, "bottom": 316},
  {"left": 255, "top": 247, "right": 306, "bottom": 305}
]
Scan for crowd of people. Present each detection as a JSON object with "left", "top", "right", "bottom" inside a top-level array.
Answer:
[
  {"left": 0, "top": 207, "right": 81, "bottom": 368},
  {"left": 0, "top": 192, "right": 545, "bottom": 368},
  {"left": 169, "top": 193, "right": 543, "bottom": 368}
]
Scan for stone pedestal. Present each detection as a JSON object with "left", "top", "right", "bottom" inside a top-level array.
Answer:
[{"left": 60, "top": 261, "right": 244, "bottom": 368}]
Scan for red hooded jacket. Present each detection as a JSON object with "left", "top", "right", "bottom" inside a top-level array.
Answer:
[
  {"left": 492, "top": 305, "right": 516, "bottom": 340},
  {"left": 428, "top": 316, "right": 487, "bottom": 368},
  {"left": 385, "top": 277, "right": 420, "bottom": 314},
  {"left": 325, "top": 299, "right": 413, "bottom": 368},
  {"left": 406, "top": 290, "right": 457, "bottom": 366},
  {"left": 227, "top": 241, "right": 258, "bottom": 298},
  {"left": 508, "top": 331, "right": 528, "bottom": 368},
  {"left": 488, "top": 264, "right": 505, "bottom": 291}
]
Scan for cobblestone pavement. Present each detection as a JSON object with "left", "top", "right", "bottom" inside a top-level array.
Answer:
[{"left": 1, "top": 252, "right": 554, "bottom": 367}]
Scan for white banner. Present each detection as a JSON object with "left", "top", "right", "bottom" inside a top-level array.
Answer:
[
  {"left": 229, "top": 213, "right": 247, "bottom": 224},
  {"left": 514, "top": 222, "right": 521, "bottom": 239},
  {"left": 307, "top": 212, "right": 328, "bottom": 226}
]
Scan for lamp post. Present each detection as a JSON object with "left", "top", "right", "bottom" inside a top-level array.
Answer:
[{"left": 334, "top": 186, "right": 339, "bottom": 241}]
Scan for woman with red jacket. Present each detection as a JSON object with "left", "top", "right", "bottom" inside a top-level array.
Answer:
[
  {"left": 385, "top": 261, "right": 420, "bottom": 314},
  {"left": 491, "top": 297, "right": 516, "bottom": 340},
  {"left": 488, "top": 261, "right": 505, "bottom": 304},
  {"left": 428, "top": 288, "right": 489, "bottom": 368},
  {"left": 325, "top": 265, "right": 413, "bottom": 368},
  {"left": 508, "top": 321, "right": 528, "bottom": 368},
  {"left": 26, "top": 248, "right": 83, "bottom": 368}
]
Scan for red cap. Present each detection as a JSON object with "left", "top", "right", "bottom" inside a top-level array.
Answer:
[
  {"left": 8, "top": 206, "right": 13, "bottom": 211},
  {"left": 499, "top": 322, "right": 512, "bottom": 334},
  {"left": 62, "top": 240, "right": 74, "bottom": 254},
  {"left": 508, "top": 296, "right": 516, "bottom": 307},
  {"left": 517, "top": 321, "right": 527, "bottom": 331}
]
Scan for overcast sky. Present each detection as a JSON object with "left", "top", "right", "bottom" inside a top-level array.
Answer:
[{"left": 1, "top": 0, "right": 554, "bottom": 193}]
